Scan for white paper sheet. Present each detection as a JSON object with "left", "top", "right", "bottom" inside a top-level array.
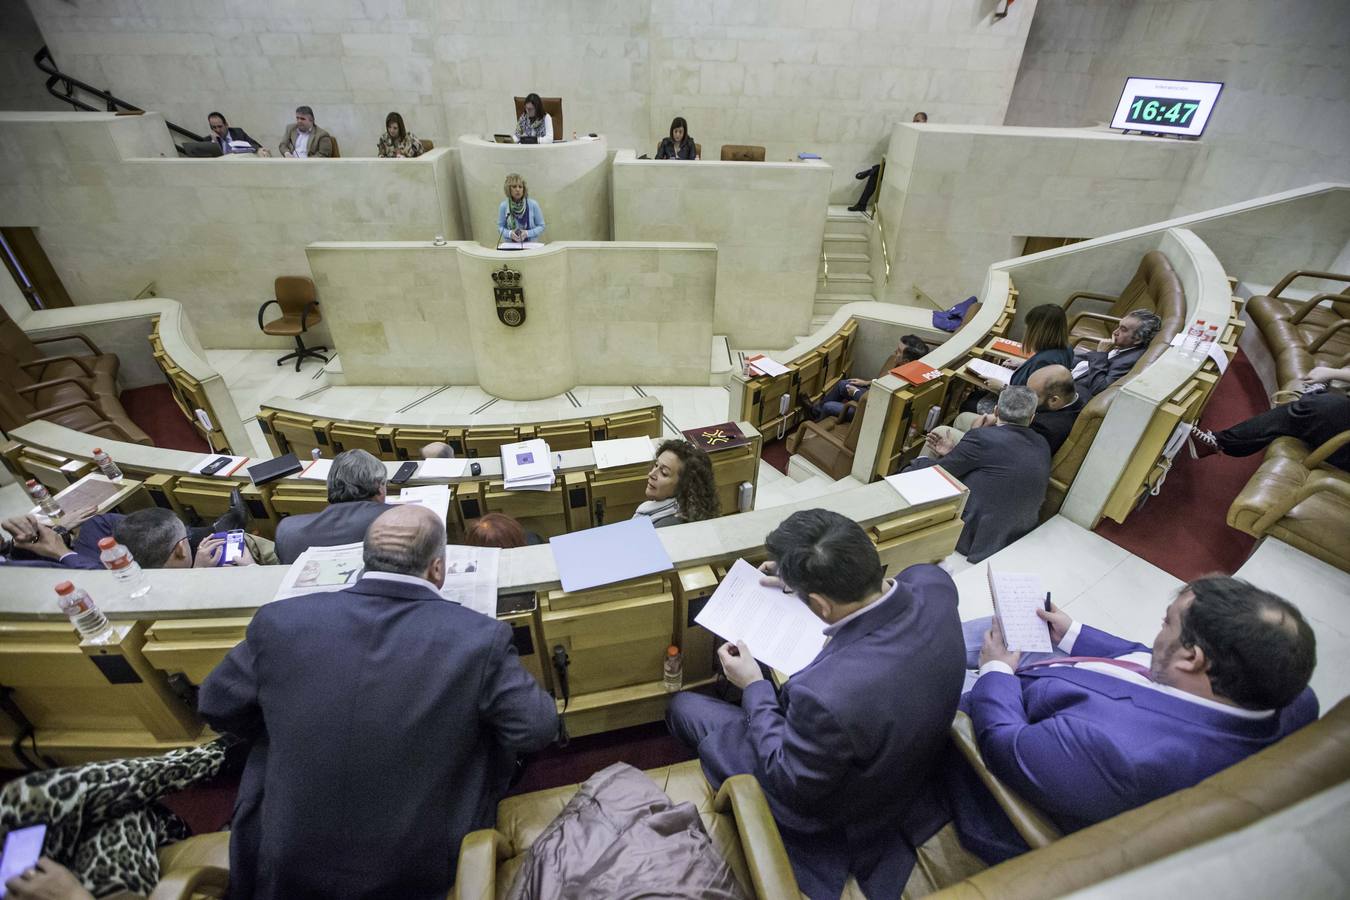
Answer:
[
  {"left": 966, "top": 358, "right": 1012, "bottom": 387},
  {"left": 440, "top": 545, "right": 499, "bottom": 618},
  {"left": 884, "top": 467, "right": 963, "bottom": 506},
  {"left": 417, "top": 458, "right": 469, "bottom": 479},
  {"left": 745, "top": 354, "right": 790, "bottom": 377},
  {"left": 549, "top": 517, "right": 674, "bottom": 593},
  {"left": 987, "top": 565, "right": 1053, "bottom": 653},
  {"left": 591, "top": 436, "right": 655, "bottom": 470},
  {"left": 694, "top": 558, "right": 827, "bottom": 676},
  {"left": 299, "top": 458, "right": 332, "bottom": 481},
  {"left": 497, "top": 241, "right": 545, "bottom": 250},
  {"left": 274, "top": 542, "right": 365, "bottom": 601},
  {"left": 188, "top": 454, "right": 251, "bottom": 477},
  {"left": 387, "top": 485, "right": 452, "bottom": 530},
  {"left": 501, "top": 438, "right": 555, "bottom": 491}
]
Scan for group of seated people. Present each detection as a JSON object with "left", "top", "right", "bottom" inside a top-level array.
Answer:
[
  {"left": 2, "top": 502, "right": 1321, "bottom": 900},
  {"left": 203, "top": 105, "right": 427, "bottom": 159}
]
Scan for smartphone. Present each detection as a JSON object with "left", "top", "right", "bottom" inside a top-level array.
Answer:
[
  {"left": 200, "top": 456, "right": 233, "bottom": 476},
  {"left": 0, "top": 824, "right": 47, "bottom": 897},
  {"left": 210, "top": 529, "right": 246, "bottom": 565},
  {"left": 389, "top": 461, "right": 418, "bottom": 484}
]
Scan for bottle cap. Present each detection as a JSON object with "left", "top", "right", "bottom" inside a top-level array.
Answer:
[
  {"left": 26, "top": 479, "right": 37, "bottom": 487},
  {"left": 93, "top": 447, "right": 103, "bottom": 454},
  {"left": 54, "top": 581, "right": 74, "bottom": 595},
  {"left": 667, "top": 645, "right": 680, "bottom": 656},
  {"left": 98, "top": 537, "right": 117, "bottom": 550}
]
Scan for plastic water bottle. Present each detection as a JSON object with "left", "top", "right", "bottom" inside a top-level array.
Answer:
[
  {"left": 26, "top": 479, "right": 62, "bottom": 519},
  {"left": 1182, "top": 319, "right": 1206, "bottom": 359},
  {"left": 54, "top": 581, "right": 113, "bottom": 641},
  {"left": 91, "top": 447, "right": 123, "bottom": 481},
  {"left": 98, "top": 537, "right": 151, "bottom": 598},
  {"left": 663, "top": 645, "right": 683, "bottom": 692}
]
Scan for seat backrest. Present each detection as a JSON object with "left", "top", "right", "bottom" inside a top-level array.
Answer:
[
  {"left": 513, "top": 97, "right": 564, "bottom": 139},
  {"left": 1109, "top": 250, "right": 1178, "bottom": 319},
  {"left": 328, "top": 135, "right": 341, "bottom": 158},
  {"left": 720, "top": 144, "right": 766, "bottom": 162},
  {"left": 274, "top": 276, "right": 317, "bottom": 316},
  {"left": 0, "top": 303, "right": 40, "bottom": 367},
  {"left": 841, "top": 390, "right": 869, "bottom": 451},
  {"left": 420, "top": 138, "right": 434, "bottom": 151},
  {"left": 694, "top": 142, "right": 702, "bottom": 159}
]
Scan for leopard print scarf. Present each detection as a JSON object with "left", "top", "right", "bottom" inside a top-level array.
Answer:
[{"left": 0, "top": 738, "right": 232, "bottom": 897}]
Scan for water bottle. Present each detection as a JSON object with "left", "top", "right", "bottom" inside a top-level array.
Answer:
[
  {"left": 1197, "top": 324, "right": 1219, "bottom": 364},
  {"left": 98, "top": 537, "right": 151, "bottom": 598},
  {"left": 91, "top": 447, "right": 123, "bottom": 481},
  {"left": 1182, "top": 320, "right": 1205, "bottom": 359},
  {"left": 311, "top": 448, "right": 322, "bottom": 462},
  {"left": 26, "top": 479, "right": 63, "bottom": 519},
  {"left": 663, "top": 645, "right": 683, "bottom": 692},
  {"left": 54, "top": 581, "right": 113, "bottom": 641}
]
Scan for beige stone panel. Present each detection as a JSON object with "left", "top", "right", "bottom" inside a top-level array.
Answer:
[{"left": 457, "top": 136, "right": 610, "bottom": 246}]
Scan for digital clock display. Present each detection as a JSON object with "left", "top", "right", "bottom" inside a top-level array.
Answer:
[
  {"left": 1124, "top": 96, "right": 1200, "bottom": 127},
  {"left": 1110, "top": 77, "right": 1223, "bottom": 138}
]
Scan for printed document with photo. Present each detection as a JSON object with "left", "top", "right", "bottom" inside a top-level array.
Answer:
[
  {"left": 441, "top": 545, "right": 500, "bottom": 619},
  {"left": 275, "top": 542, "right": 365, "bottom": 601}
]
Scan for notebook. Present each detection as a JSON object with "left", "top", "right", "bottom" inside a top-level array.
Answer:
[
  {"left": 891, "top": 360, "right": 941, "bottom": 384},
  {"left": 967, "top": 358, "right": 1013, "bottom": 387},
  {"left": 987, "top": 566, "right": 1053, "bottom": 653}
]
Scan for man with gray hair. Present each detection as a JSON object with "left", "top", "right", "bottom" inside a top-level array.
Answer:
[
  {"left": 902, "top": 385, "right": 1050, "bottom": 562},
  {"left": 275, "top": 449, "right": 390, "bottom": 564},
  {"left": 1073, "top": 308, "right": 1162, "bottom": 396},
  {"left": 201, "top": 505, "right": 558, "bottom": 898}
]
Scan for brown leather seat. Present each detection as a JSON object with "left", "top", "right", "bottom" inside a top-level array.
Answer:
[
  {"left": 151, "top": 832, "right": 230, "bottom": 900},
  {"left": 787, "top": 388, "right": 869, "bottom": 479},
  {"left": 328, "top": 135, "right": 341, "bottom": 158},
  {"left": 1042, "top": 254, "right": 1186, "bottom": 516},
  {"left": 1227, "top": 432, "right": 1350, "bottom": 571},
  {"left": 1061, "top": 250, "right": 1182, "bottom": 349},
  {"left": 258, "top": 276, "right": 328, "bottom": 372},
  {"left": 720, "top": 144, "right": 766, "bottom": 162},
  {"left": 1245, "top": 271, "right": 1350, "bottom": 394},
  {"left": 930, "top": 698, "right": 1350, "bottom": 899},
  {"left": 0, "top": 304, "right": 150, "bottom": 443},
  {"left": 513, "top": 96, "right": 564, "bottom": 139}
]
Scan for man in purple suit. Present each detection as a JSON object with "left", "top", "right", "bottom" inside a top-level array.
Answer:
[
  {"left": 951, "top": 576, "right": 1318, "bottom": 863},
  {"left": 667, "top": 509, "right": 965, "bottom": 900}
]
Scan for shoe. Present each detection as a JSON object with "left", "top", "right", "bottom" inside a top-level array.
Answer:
[
  {"left": 847, "top": 204, "right": 866, "bottom": 212},
  {"left": 797, "top": 390, "right": 817, "bottom": 419},
  {"left": 1189, "top": 428, "right": 1220, "bottom": 459},
  {"left": 212, "top": 488, "right": 251, "bottom": 533}
]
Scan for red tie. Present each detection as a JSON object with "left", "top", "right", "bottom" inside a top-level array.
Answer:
[{"left": 1019, "top": 656, "right": 1152, "bottom": 680}]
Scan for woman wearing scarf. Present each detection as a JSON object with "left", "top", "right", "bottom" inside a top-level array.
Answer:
[
  {"left": 514, "top": 92, "right": 554, "bottom": 143},
  {"left": 377, "top": 111, "right": 424, "bottom": 158},
  {"left": 631, "top": 440, "right": 720, "bottom": 528},
  {"left": 497, "top": 173, "right": 546, "bottom": 244}
]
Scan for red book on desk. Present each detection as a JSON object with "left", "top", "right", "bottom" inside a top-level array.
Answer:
[
  {"left": 991, "top": 338, "right": 1030, "bottom": 358},
  {"left": 891, "top": 361, "right": 941, "bottom": 384},
  {"left": 682, "top": 422, "right": 750, "bottom": 453}
]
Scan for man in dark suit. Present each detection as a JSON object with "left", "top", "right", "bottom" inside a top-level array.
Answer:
[
  {"left": 950, "top": 576, "right": 1317, "bottom": 863},
  {"left": 199, "top": 504, "right": 558, "bottom": 899},
  {"left": 1072, "top": 309, "right": 1161, "bottom": 396},
  {"left": 904, "top": 386, "right": 1051, "bottom": 563},
  {"left": 1026, "top": 364, "right": 1086, "bottom": 455},
  {"left": 206, "top": 111, "right": 268, "bottom": 156},
  {"left": 667, "top": 510, "right": 964, "bottom": 900},
  {"left": 275, "top": 449, "right": 391, "bottom": 563}
]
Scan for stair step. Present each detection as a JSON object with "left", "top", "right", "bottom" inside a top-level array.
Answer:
[
  {"left": 820, "top": 252, "right": 870, "bottom": 276},
  {"left": 823, "top": 232, "right": 868, "bottom": 244},
  {"left": 826, "top": 204, "right": 870, "bottom": 219},
  {"left": 826, "top": 272, "right": 872, "bottom": 284},
  {"left": 812, "top": 291, "right": 867, "bottom": 304},
  {"left": 810, "top": 314, "right": 832, "bottom": 330}
]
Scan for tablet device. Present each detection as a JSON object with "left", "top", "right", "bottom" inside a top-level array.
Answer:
[
  {"left": 247, "top": 453, "right": 302, "bottom": 486},
  {"left": 493, "top": 134, "right": 515, "bottom": 144}
]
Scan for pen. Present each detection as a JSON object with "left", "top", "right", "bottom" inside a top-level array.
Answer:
[{"left": 1044, "top": 592, "right": 1052, "bottom": 612}]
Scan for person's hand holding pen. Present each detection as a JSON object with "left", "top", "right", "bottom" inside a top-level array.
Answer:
[{"left": 1036, "top": 593, "right": 1074, "bottom": 646}]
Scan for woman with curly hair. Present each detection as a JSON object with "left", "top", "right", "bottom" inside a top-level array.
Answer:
[{"left": 631, "top": 440, "right": 720, "bottom": 527}]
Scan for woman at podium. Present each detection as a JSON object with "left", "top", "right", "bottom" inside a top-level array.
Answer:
[{"left": 497, "top": 173, "right": 546, "bottom": 244}]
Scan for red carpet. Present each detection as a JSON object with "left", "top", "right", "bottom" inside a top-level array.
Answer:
[
  {"left": 762, "top": 437, "right": 789, "bottom": 474},
  {"left": 119, "top": 384, "right": 210, "bottom": 453},
  {"left": 1092, "top": 349, "right": 1267, "bottom": 580}
]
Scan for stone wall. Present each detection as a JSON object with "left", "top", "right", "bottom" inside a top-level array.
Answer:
[
  {"left": 1004, "top": 0, "right": 1350, "bottom": 213},
  {"left": 0, "top": 0, "right": 63, "bottom": 112},
  {"left": 24, "top": 0, "right": 1039, "bottom": 200}
]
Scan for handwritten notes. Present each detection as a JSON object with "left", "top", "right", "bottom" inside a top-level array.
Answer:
[{"left": 988, "top": 566, "right": 1052, "bottom": 653}]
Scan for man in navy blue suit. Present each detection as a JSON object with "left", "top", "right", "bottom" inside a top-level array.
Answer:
[
  {"left": 667, "top": 509, "right": 965, "bottom": 900},
  {"left": 199, "top": 504, "right": 558, "bottom": 899},
  {"left": 951, "top": 576, "right": 1318, "bottom": 863}
]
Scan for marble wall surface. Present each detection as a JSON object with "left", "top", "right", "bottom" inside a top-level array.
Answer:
[
  {"left": 307, "top": 241, "right": 716, "bottom": 398},
  {"left": 612, "top": 152, "right": 831, "bottom": 348},
  {"left": 1004, "top": 0, "right": 1350, "bottom": 214},
  {"left": 875, "top": 122, "right": 1201, "bottom": 308},
  {"left": 24, "top": 0, "right": 1038, "bottom": 201},
  {"left": 0, "top": 112, "right": 459, "bottom": 348},
  {"left": 458, "top": 135, "right": 609, "bottom": 245}
]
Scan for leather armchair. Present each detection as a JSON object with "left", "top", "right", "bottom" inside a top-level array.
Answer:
[
  {"left": 1245, "top": 271, "right": 1350, "bottom": 393},
  {"left": 720, "top": 144, "right": 766, "bottom": 162},
  {"left": 258, "top": 276, "right": 328, "bottom": 372},
  {"left": 149, "top": 831, "right": 230, "bottom": 900},
  {"left": 787, "top": 390, "right": 869, "bottom": 479},
  {"left": 453, "top": 761, "right": 798, "bottom": 900},
  {"left": 1059, "top": 250, "right": 1182, "bottom": 349}
]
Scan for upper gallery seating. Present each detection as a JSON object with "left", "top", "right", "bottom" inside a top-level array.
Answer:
[
  {"left": 0, "top": 303, "right": 150, "bottom": 444},
  {"left": 1244, "top": 270, "right": 1350, "bottom": 393}
]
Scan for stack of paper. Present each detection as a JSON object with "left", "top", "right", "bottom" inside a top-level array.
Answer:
[
  {"left": 501, "top": 438, "right": 555, "bottom": 491},
  {"left": 386, "top": 484, "right": 452, "bottom": 530},
  {"left": 884, "top": 467, "right": 963, "bottom": 505},
  {"left": 694, "top": 559, "right": 827, "bottom": 676},
  {"left": 591, "top": 436, "right": 655, "bottom": 470},
  {"left": 299, "top": 458, "right": 332, "bottom": 481},
  {"left": 745, "top": 354, "right": 790, "bottom": 377},
  {"left": 418, "top": 458, "right": 468, "bottom": 479},
  {"left": 967, "top": 358, "right": 1013, "bottom": 387},
  {"left": 988, "top": 565, "right": 1053, "bottom": 652}
]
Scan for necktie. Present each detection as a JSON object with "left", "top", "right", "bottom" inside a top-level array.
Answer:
[{"left": 1019, "top": 655, "right": 1152, "bottom": 679}]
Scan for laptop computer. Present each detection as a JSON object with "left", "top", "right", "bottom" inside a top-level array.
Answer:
[{"left": 493, "top": 134, "right": 515, "bottom": 144}]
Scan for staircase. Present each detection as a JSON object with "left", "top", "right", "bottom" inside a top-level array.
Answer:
[
  {"left": 753, "top": 460, "right": 841, "bottom": 510},
  {"left": 812, "top": 206, "right": 876, "bottom": 332}
]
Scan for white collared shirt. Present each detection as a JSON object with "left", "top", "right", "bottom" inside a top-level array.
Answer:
[
  {"left": 294, "top": 128, "right": 310, "bottom": 158},
  {"left": 977, "top": 621, "right": 1274, "bottom": 719},
  {"left": 360, "top": 570, "right": 452, "bottom": 601},
  {"left": 822, "top": 578, "right": 898, "bottom": 637}
]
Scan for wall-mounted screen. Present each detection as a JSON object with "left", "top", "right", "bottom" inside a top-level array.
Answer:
[{"left": 1109, "top": 77, "right": 1223, "bottom": 138}]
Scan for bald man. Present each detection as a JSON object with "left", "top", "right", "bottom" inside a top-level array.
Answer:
[
  {"left": 200, "top": 505, "right": 558, "bottom": 899},
  {"left": 1025, "top": 364, "right": 1087, "bottom": 455}
]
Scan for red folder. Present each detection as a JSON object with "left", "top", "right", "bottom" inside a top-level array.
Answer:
[{"left": 891, "top": 361, "right": 941, "bottom": 384}]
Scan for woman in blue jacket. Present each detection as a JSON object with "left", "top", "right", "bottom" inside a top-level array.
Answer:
[{"left": 497, "top": 173, "right": 546, "bottom": 244}]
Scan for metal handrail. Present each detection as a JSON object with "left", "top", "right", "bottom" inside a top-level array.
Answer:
[
  {"left": 872, "top": 203, "right": 892, "bottom": 287},
  {"left": 34, "top": 45, "right": 205, "bottom": 142}
]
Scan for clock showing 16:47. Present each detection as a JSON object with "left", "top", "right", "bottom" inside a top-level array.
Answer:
[{"left": 1110, "top": 77, "right": 1223, "bottom": 138}]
